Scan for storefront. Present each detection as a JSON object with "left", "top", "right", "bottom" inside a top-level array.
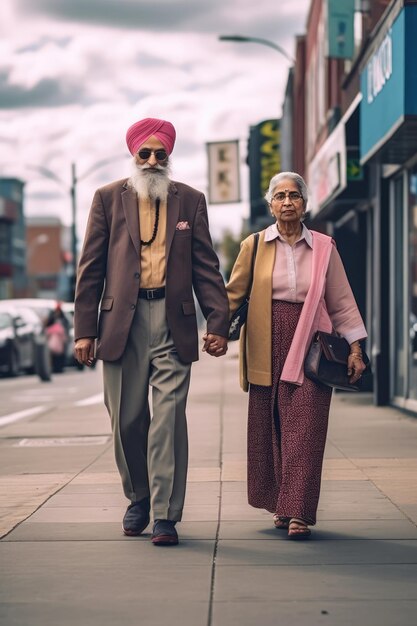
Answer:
[
  {"left": 360, "top": 0, "right": 417, "bottom": 410},
  {"left": 307, "top": 95, "right": 371, "bottom": 382}
]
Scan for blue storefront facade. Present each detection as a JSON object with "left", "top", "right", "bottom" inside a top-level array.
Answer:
[{"left": 360, "top": 0, "right": 417, "bottom": 411}]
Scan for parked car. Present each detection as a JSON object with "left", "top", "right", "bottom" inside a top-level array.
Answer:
[
  {"left": 0, "top": 299, "right": 78, "bottom": 373},
  {"left": 0, "top": 310, "right": 23, "bottom": 376},
  {"left": 0, "top": 304, "right": 50, "bottom": 380}
]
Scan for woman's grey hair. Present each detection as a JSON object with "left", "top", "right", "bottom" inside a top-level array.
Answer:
[{"left": 264, "top": 171, "right": 309, "bottom": 206}]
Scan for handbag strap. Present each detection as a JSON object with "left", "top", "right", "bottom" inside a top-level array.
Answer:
[{"left": 249, "top": 232, "right": 259, "bottom": 294}]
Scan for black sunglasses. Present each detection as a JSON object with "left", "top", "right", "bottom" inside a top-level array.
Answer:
[{"left": 137, "top": 149, "right": 168, "bottom": 162}]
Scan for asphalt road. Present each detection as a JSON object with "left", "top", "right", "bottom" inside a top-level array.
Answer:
[{"left": 0, "top": 365, "right": 104, "bottom": 425}]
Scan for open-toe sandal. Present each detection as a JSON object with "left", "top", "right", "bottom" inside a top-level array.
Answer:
[
  {"left": 288, "top": 518, "right": 311, "bottom": 539},
  {"left": 273, "top": 515, "right": 290, "bottom": 530}
]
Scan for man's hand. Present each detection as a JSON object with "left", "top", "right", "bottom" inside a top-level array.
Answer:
[
  {"left": 202, "top": 333, "right": 228, "bottom": 357},
  {"left": 74, "top": 337, "right": 95, "bottom": 367}
]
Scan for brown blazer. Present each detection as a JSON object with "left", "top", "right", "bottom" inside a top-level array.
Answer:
[{"left": 74, "top": 178, "right": 229, "bottom": 363}]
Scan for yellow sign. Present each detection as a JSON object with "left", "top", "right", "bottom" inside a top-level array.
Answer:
[
  {"left": 259, "top": 121, "right": 280, "bottom": 193},
  {"left": 346, "top": 158, "right": 362, "bottom": 181}
]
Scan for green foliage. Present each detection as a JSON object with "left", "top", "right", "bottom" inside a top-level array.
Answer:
[{"left": 219, "top": 227, "right": 251, "bottom": 281}]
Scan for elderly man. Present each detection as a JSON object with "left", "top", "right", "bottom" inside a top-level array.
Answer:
[{"left": 74, "top": 118, "right": 229, "bottom": 545}]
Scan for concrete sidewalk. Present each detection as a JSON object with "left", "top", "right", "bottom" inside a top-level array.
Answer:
[{"left": 1, "top": 342, "right": 417, "bottom": 626}]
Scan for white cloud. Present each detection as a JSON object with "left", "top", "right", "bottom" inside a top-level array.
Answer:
[{"left": 0, "top": 0, "right": 310, "bottom": 243}]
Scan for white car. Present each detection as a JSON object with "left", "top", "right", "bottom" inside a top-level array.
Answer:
[
  {"left": 0, "top": 299, "right": 81, "bottom": 371},
  {"left": 0, "top": 301, "right": 52, "bottom": 380}
]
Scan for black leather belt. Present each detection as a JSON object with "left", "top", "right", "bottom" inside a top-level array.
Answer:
[{"left": 138, "top": 287, "right": 166, "bottom": 300}]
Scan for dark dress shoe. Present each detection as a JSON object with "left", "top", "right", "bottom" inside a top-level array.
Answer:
[
  {"left": 151, "top": 519, "right": 178, "bottom": 546},
  {"left": 122, "top": 497, "right": 150, "bottom": 536}
]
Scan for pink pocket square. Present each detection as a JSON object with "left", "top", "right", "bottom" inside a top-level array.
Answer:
[{"left": 176, "top": 221, "right": 190, "bottom": 230}]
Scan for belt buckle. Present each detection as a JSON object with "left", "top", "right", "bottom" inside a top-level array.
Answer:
[{"left": 147, "top": 289, "right": 157, "bottom": 300}]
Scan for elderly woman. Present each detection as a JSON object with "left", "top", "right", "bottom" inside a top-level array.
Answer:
[{"left": 225, "top": 171, "right": 367, "bottom": 539}]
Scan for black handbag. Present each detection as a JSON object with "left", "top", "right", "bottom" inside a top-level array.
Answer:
[
  {"left": 228, "top": 233, "right": 259, "bottom": 341},
  {"left": 304, "top": 331, "right": 370, "bottom": 392}
]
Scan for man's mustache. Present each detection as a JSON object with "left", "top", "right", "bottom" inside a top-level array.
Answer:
[{"left": 140, "top": 163, "right": 166, "bottom": 172}]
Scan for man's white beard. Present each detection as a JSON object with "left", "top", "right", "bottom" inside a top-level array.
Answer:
[{"left": 128, "top": 158, "right": 171, "bottom": 201}]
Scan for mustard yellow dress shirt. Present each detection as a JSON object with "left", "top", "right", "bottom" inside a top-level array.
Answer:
[{"left": 138, "top": 197, "right": 167, "bottom": 288}]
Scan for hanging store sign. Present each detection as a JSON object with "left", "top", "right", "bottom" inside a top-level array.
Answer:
[
  {"left": 360, "top": 5, "right": 417, "bottom": 164},
  {"left": 247, "top": 119, "right": 280, "bottom": 224},
  {"left": 206, "top": 140, "right": 241, "bottom": 204},
  {"left": 248, "top": 119, "right": 280, "bottom": 204},
  {"left": 308, "top": 118, "right": 346, "bottom": 216},
  {"left": 367, "top": 31, "right": 393, "bottom": 104},
  {"left": 346, "top": 154, "right": 363, "bottom": 181}
]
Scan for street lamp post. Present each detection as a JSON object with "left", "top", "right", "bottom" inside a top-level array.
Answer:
[
  {"left": 70, "top": 163, "right": 77, "bottom": 295},
  {"left": 218, "top": 35, "right": 295, "bottom": 63},
  {"left": 29, "top": 155, "right": 127, "bottom": 300}
]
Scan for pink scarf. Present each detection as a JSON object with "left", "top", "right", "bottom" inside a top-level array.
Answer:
[{"left": 280, "top": 231, "right": 333, "bottom": 385}]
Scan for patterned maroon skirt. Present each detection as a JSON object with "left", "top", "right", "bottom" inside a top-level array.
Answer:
[{"left": 247, "top": 300, "right": 332, "bottom": 525}]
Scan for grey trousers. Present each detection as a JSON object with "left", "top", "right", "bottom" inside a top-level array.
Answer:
[{"left": 103, "top": 298, "right": 191, "bottom": 521}]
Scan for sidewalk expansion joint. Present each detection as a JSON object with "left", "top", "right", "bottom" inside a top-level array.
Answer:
[
  {"left": 206, "top": 358, "right": 225, "bottom": 626},
  {"left": 0, "top": 440, "right": 113, "bottom": 540}
]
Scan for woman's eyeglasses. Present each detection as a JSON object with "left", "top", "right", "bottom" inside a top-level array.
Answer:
[
  {"left": 272, "top": 191, "right": 303, "bottom": 203},
  {"left": 137, "top": 149, "right": 168, "bottom": 162}
]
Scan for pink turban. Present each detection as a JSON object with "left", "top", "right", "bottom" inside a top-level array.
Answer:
[{"left": 126, "top": 118, "right": 176, "bottom": 156}]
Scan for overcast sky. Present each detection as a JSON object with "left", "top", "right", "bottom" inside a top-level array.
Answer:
[{"left": 0, "top": 0, "right": 310, "bottom": 242}]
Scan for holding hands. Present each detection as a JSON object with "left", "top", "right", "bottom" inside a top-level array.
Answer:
[{"left": 202, "top": 333, "right": 228, "bottom": 357}]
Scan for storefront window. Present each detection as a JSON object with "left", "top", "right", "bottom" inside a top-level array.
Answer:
[
  {"left": 408, "top": 168, "right": 417, "bottom": 399},
  {"left": 0, "top": 222, "right": 12, "bottom": 264},
  {"left": 393, "top": 177, "right": 405, "bottom": 398}
]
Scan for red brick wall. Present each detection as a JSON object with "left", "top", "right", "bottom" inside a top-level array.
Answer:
[{"left": 27, "top": 225, "right": 62, "bottom": 275}]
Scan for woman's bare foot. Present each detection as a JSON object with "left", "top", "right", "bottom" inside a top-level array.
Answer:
[
  {"left": 288, "top": 518, "right": 311, "bottom": 539},
  {"left": 273, "top": 515, "right": 290, "bottom": 529}
]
